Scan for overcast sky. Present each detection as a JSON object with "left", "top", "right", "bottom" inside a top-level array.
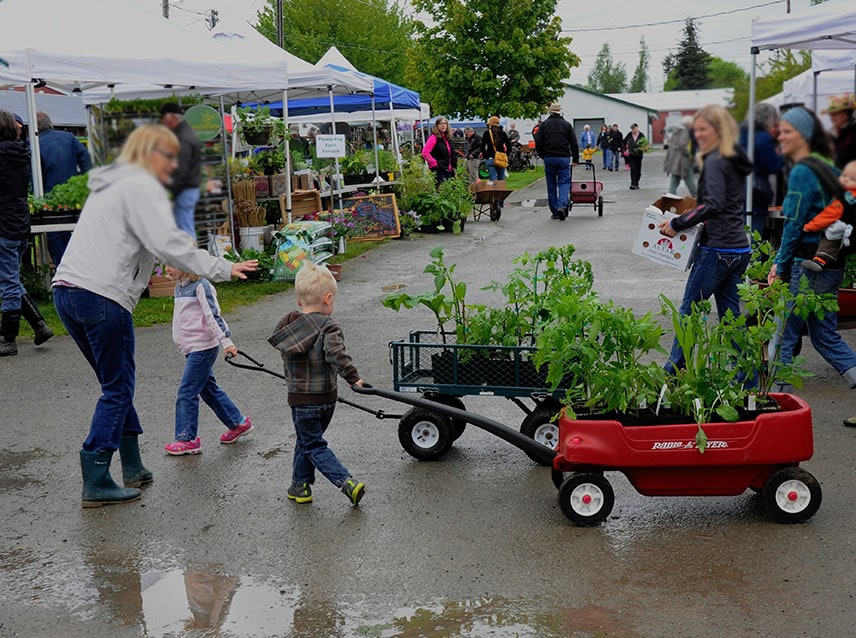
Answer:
[{"left": 157, "top": 0, "right": 820, "bottom": 91}]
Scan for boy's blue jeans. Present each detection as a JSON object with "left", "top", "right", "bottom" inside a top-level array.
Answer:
[
  {"left": 175, "top": 346, "right": 242, "bottom": 441},
  {"left": 53, "top": 286, "right": 143, "bottom": 451},
  {"left": 291, "top": 402, "right": 350, "bottom": 488}
]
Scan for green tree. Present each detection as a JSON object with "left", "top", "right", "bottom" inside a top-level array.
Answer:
[
  {"left": 254, "top": 0, "right": 415, "bottom": 86},
  {"left": 405, "top": 0, "right": 579, "bottom": 119},
  {"left": 707, "top": 57, "right": 748, "bottom": 90},
  {"left": 629, "top": 37, "right": 649, "bottom": 92},
  {"left": 586, "top": 43, "right": 628, "bottom": 94},
  {"left": 663, "top": 17, "right": 711, "bottom": 91},
  {"left": 731, "top": 50, "right": 811, "bottom": 122}
]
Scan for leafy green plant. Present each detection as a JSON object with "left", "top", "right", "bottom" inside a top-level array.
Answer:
[
  {"left": 340, "top": 149, "right": 372, "bottom": 175},
  {"left": 745, "top": 232, "right": 776, "bottom": 282},
  {"left": 396, "top": 159, "right": 435, "bottom": 210},
  {"left": 844, "top": 253, "right": 856, "bottom": 289},
  {"left": 224, "top": 246, "right": 275, "bottom": 282},
  {"left": 30, "top": 174, "right": 91, "bottom": 211},
  {"left": 382, "top": 246, "right": 469, "bottom": 343},
  {"left": 249, "top": 149, "right": 285, "bottom": 175},
  {"left": 376, "top": 148, "right": 398, "bottom": 174}
]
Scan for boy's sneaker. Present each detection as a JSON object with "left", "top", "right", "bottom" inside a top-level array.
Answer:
[
  {"left": 220, "top": 417, "right": 254, "bottom": 444},
  {"left": 164, "top": 438, "right": 201, "bottom": 455},
  {"left": 287, "top": 482, "right": 313, "bottom": 504},
  {"left": 341, "top": 477, "right": 366, "bottom": 506}
]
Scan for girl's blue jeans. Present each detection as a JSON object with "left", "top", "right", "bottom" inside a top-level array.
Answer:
[
  {"left": 290, "top": 403, "right": 350, "bottom": 488},
  {"left": 53, "top": 286, "right": 143, "bottom": 452},
  {"left": 666, "top": 248, "right": 750, "bottom": 371},
  {"left": 175, "top": 346, "right": 242, "bottom": 441},
  {"left": 0, "top": 236, "right": 27, "bottom": 312}
]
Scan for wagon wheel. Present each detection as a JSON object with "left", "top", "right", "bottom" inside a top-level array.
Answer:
[
  {"left": 597, "top": 195, "right": 604, "bottom": 217},
  {"left": 551, "top": 468, "right": 568, "bottom": 490},
  {"left": 425, "top": 394, "right": 467, "bottom": 440},
  {"left": 762, "top": 467, "right": 822, "bottom": 523},
  {"left": 398, "top": 407, "right": 455, "bottom": 461},
  {"left": 558, "top": 473, "right": 614, "bottom": 526},
  {"left": 520, "top": 407, "right": 560, "bottom": 466},
  {"left": 490, "top": 202, "right": 501, "bottom": 221}
]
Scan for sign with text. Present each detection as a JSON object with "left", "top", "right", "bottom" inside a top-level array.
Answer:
[{"left": 316, "top": 134, "right": 346, "bottom": 158}]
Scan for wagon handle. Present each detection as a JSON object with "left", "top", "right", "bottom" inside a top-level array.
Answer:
[{"left": 225, "top": 350, "right": 286, "bottom": 380}]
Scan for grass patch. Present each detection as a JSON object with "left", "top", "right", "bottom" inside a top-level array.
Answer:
[
  {"left": 505, "top": 166, "right": 543, "bottom": 190},
  {"left": 20, "top": 239, "right": 388, "bottom": 338}
]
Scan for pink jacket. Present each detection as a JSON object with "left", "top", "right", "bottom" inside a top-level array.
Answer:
[{"left": 172, "top": 277, "right": 234, "bottom": 356}]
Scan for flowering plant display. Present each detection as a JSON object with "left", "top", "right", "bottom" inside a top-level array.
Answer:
[{"left": 330, "top": 209, "right": 377, "bottom": 239}]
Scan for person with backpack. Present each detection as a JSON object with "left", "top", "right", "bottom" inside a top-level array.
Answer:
[{"left": 767, "top": 107, "right": 856, "bottom": 424}]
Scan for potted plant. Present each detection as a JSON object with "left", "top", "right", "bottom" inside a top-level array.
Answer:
[
  {"left": 31, "top": 174, "right": 90, "bottom": 223},
  {"left": 249, "top": 148, "right": 285, "bottom": 176},
  {"left": 341, "top": 149, "right": 372, "bottom": 185},
  {"left": 238, "top": 105, "right": 280, "bottom": 146}
]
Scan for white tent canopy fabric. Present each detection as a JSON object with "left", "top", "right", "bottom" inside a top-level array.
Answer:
[
  {"left": 750, "top": 0, "right": 856, "bottom": 52},
  {"left": 812, "top": 50, "right": 856, "bottom": 74}
]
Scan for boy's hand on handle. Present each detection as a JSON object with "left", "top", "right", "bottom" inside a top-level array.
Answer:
[
  {"left": 231, "top": 260, "right": 259, "bottom": 280},
  {"left": 353, "top": 379, "right": 365, "bottom": 388},
  {"left": 223, "top": 345, "right": 238, "bottom": 359}
]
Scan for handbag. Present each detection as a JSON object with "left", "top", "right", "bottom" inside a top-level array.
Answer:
[{"left": 489, "top": 130, "right": 508, "bottom": 169}]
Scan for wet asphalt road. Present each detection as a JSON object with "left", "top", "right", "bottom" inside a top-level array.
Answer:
[{"left": 2, "top": 155, "right": 856, "bottom": 637}]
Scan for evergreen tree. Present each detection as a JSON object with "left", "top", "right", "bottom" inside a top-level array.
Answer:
[
  {"left": 586, "top": 43, "right": 627, "bottom": 94},
  {"left": 406, "top": 0, "right": 579, "bottom": 119},
  {"left": 629, "top": 37, "right": 649, "bottom": 92},
  {"left": 663, "top": 17, "right": 711, "bottom": 91}
]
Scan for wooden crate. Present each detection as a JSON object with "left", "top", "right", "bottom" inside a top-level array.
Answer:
[{"left": 279, "top": 190, "right": 323, "bottom": 219}]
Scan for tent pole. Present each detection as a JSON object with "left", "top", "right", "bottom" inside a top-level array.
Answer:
[
  {"left": 813, "top": 71, "right": 819, "bottom": 112},
  {"left": 371, "top": 92, "right": 380, "bottom": 183},
  {"left": 25, "top": 82, "right": 44, "bottom": 197},
  {"left": 746, "top": 47, "right": 758, "bottom": 216},
  {"left": 283, "top": 88, "right": 293, "bottom": 224},
  {"left": 388, "top": 83, "right": 403, "bottom": 178},
  {"left": 329, "top": 86, "right": 343, "bottom": 212},
  {"left": 220, "top": 96, "right": 236, "bottom": 250}
]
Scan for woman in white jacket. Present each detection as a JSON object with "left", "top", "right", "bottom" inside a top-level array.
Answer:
[{"left": 52, "top": 124, "right": 257, "bottom": 508}]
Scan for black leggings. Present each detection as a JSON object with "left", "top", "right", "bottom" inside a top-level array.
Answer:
[{"left": 628, "top": 155, "right": 643, "bottom": 187}]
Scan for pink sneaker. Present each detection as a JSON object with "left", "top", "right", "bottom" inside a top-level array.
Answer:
[
  {"left": 164, "top": 438, "right": 201, "bottom": 455},
  {"left": 220, "top": 417, "right": 254, "bottom": 444}
]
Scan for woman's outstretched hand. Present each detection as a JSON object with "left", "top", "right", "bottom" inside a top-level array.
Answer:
[{"left": 231, "top": 260, "right": 259, "bottom": 280}]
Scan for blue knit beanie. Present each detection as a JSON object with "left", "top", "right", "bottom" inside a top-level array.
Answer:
[{"left": 781, "top": 107, "right": 815, "bottom": 142}]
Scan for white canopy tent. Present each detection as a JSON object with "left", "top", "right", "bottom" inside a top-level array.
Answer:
[{"left": 747, "top": 0, "right": 856, "bottom": 207}]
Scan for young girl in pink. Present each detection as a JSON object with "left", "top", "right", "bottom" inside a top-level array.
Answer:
[{"left": 163, "top": 266, "right": 253, "bottom": 455}]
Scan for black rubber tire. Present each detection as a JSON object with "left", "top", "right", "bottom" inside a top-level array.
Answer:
[
  {"left": 490, "top": 203, "right": 501, "bottom": 221},
  {"left": 520, "top": 407, "right": 561, "bottom": 466},
  {"left": 558, "top": 473, "right": 614, "bottom": 526},
  {"left": 398, "top": 408, "right": 455, "bottom": 461},
  {"left": 551, "top": 468, "right": 567, "bottom": 490},
  {"left": 762, "top": 466, "right": 822, "bottom": 523},
  {"left": 425, "top": 395, "right": 467, "bottom": 440},
  {"left": 597, "top": 195, "right": 604, "bottom": 217}
]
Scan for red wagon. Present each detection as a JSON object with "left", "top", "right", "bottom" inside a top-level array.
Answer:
[
  {"left": 553, "top": 393, "right": 821, "bottom": 526},
  {"left": 571, "top": 163, "right": 604, "bottom": 216}
]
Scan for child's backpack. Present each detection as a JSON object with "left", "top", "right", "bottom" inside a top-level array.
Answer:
[{"left": 799, "top": 156, "right": 856, "bottom": 258}]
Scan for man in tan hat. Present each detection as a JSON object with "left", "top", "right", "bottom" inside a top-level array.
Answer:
[
  {"left": 825, "top": 93, "right": 856, "bottom": 168},
  {"left": 533, "top": 102, "right": 579, "bottom": 220}
]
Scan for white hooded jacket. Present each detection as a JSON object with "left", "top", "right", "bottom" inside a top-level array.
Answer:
[{"left": 53, "top": 163, "right": 232, "bottom": 312}]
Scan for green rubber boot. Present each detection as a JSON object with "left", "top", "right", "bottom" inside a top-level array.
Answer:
[
  {"left": 80, "top": 449, "right": 141, "bottom": 508},
  {"left": 118, "top": 435, "right": 153, "bottom": 488}
]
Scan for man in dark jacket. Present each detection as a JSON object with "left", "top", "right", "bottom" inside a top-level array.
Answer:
[
  {"left": 37, "top": 112, "right": 92, "bottom": 266},
  {"left": 607, "top": 123, "right": 623, "bottom": 171},
  {"left": 534, "top": 103, "right": 579, "bottom": 220},
  {"left": 160, "top": 102, "right": 202, "bottom": 238}
]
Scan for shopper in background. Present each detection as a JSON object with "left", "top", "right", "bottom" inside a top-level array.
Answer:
[
  {"left": 607, "top": 123, "right": 623, "bottom": 171},
  {"left": 623, "top": 123, "right": 649, "bottom": 189},
  {"left": 534, "top": 102, "right": 579, "bottom": 221},
  {"left": 159, "top": 102, "right": 202, "bottom": 238},
  {"left": 597, "top": 124, "right": 610, "bottom": 170},
  {"left": 740, "top": 103, "right": 783, "bottom": 238},
  {"left": 1, "top": 109, "right": 54, "bottom": 356},
  {"left": 658, "top": 105, "right": 753, "bottom": 373},
  {"left": 825, "top": 93, "right": 856, "bottom": 169},
  {"left": 463, "top": 126, "right": 482, "bottom": 185},
  {"left": 52, "top": 124, "right": 257, "bottom": 507},
  {"left": 663, "top": 115, "right": 698, "bottom": 198},
  {"left": 766, "top": 107, "right": 856, "bottom": 423},
  {"left": 481, "top": 115, "right": 510, "bottom": 182},
  {"left": 37, "top": 112, "right": 92, "bottom": 266},
  {"left": 421, "top": 117, "right": 455, "bottom": 186}
]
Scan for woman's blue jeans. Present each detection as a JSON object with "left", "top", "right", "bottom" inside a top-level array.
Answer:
[
  {"left": 485, "top": 158, "right": 507, "bottom": 182},
  {"left": 175, "top": 346, "right": 242, "bottom": 441},
  {"left": 778, "top": 263, "right": 856, "bottom": 376},
  {"left": 543, "top": 156, "right": 571, "bottom": 213},
  {"left": 290, "top": 403, "right": 350, "bottom": 488},
  {"left": 53, "top": 286, "right": 143, "bottom": 452},
  {"left": 0, "top": 236, "right": 27, "bottom": 312},
  {"left": 666, "top": 248, "right": 751, "bottom": 371}
]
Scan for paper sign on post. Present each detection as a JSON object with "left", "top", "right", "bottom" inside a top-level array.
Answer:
[{"left": 316, "top": 134, "right": 346, "bottom": 158}]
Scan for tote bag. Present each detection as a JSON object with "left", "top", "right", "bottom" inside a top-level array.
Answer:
[{"left": 489, "top": 130, "right": 508, "bottom": 168}]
